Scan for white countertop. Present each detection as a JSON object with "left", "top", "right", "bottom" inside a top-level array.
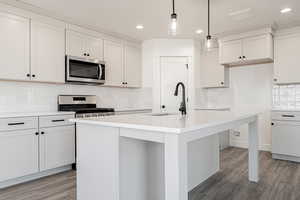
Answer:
[
  {"left": 194, "top": 107, "right": 231, "bottom": 111},
  {"left": 0, "top": 111, "right": 75, "bottom": 118},
  {"left": 72, "top": 111, "right": 258, "bottom": 134}
]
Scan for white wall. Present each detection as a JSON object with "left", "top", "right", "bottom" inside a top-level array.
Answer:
[
  {"left": 197, "top": 64, "right": 273, "bottom": 151},
  {"left": 0, "top": 81, "right": 152, "bottom": 113},
  {"left": 142, "top": 39, "right": 198, "bottom": 112}
]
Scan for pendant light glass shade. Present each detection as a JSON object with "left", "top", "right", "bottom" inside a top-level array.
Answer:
[{"left": 169, "top": 13, "right": 178, "bottom": 35}]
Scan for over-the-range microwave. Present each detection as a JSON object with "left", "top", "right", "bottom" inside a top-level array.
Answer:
[{"left": 65, "top": 55, "right": 105, "bottom": 85}]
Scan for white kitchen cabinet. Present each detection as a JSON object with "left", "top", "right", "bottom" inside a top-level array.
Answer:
[
  {"left": 124, "top": 45, "right": 142, "bottom": 87},
  {"left": 0, "top": 129, "right": 39, "bottom": 182},
  {"left": 219, "top": 33, "right": 273, "bottom": 66},
  {"left": 200, "top": 48, "right": 229, "bottom": 88},
  {"left": 0, "top": 12, "right": 30, "bottom": 81},
  {"left": 104, "top": 40, "right": 124, "bottom": 86},
  {"left": 219, "top": 40, "right": 242, "bottom": 65},
  {"left": 31, "top": 21, "right": 65, "bottom": 83},
  {"left": 273, "top": 33, "right": 300, "bottom": 84},
  {"left": 66, "top": 30, "right": 103, "bottom": 60},
  {"left": 39, "top": 125, "right": 75, "bottom": 171}
]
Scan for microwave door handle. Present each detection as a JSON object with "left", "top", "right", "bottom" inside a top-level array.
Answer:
[{"left": 98, "top": 65, "right": 102, "bottom": 79}]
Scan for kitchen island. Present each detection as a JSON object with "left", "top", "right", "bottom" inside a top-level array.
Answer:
[{"left": 72, "top": 111, "right": 259, "bottom": 200}]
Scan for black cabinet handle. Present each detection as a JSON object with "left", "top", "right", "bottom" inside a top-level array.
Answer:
[
  {"left": 26, "top": 74, "right": 30, "bottom": 77},
  {"left": 221, "top": 82, "right": 224, "bottom": 85},
  {"left": 239, "top": 56, "right": 242, "bottom": 59},
  {"left": 52, "top": 119, "right": 65, "bottom": 122},
  {"left": 41, "top": 132, "right": 45, "bottom": 135},
  {"left": 273, "top": 78, "right": 278, "bottom": 82},
  {"left": 32, "top": 74, "right": 36, "bottom": 78},
  {"left": 35, "top": 132, "right": 39, "bottom": 135},
  {"left": 8, "top": 122, "right": 25, "bottom": 126},
  {"left": 282, "top": 115, "right": 295, "bottom": 118},
  {"left": 242, "top": 56, "right": 246, "bottom": 59},
  {"left": 162, "top": 105, "right": 166, "bottom": 109},
  {"left": 271, "top": 122, "right": 274, "bottom": 126},
  {"left": 83, "top": 53, "right": 87, "bottom": 56},
  {"left": 87, "top": 53, "right": 90, "bottom": 56}
]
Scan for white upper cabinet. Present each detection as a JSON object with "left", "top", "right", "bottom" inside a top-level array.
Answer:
[
  {"left": 124, "top": 45, "right": 142, "bottom": 87},
  {"left": 219, "top": 40, "right": 242, "bottom": 65},
  {"left": 219, "top": 30, "right": 274, "bottom": 66},
  {"left": 66, "top": 30, "right": 103, "bottom": 60},
  {"left": 201, "top": 48, "right": 229, "bottom": 88},
  {"left": 242, "top": 34, "right": 273, "bottom": 62},
  {"left": 273, "top": 31, "right": 300, "bottom": 84},
  {"left": 104, "top": 40, "right": 124, "bottom": 86},
  {"left": 0, "top": 12, "right": 30, "bottom": 81},
  {"left": 31, "top": 21, "right": 65, "bottom": 83}
]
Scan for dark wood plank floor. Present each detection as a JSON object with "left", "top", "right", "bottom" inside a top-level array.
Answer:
[{"left": 0, "top": 147, "right": 299, "bottom": 200}]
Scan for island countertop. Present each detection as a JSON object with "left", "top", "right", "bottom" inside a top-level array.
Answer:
[{"left": 71, "top": 111, "right": 258, "bottom": 134}]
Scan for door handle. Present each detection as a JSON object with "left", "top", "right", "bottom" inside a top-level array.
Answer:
[
  {"left": 161, "top": 105, "right": 166, "bottom": 109},
  {"left": 8, "top": 122, "right": 25, "bottom": 126},
  {"left": 51, "top": 119, "right": 65, "bottom": 122},
  {"left": 281, "top": 115, "right": 295, "bottom": 118}
]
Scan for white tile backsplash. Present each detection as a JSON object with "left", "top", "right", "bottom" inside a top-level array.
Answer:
[
  {"left": 273, "top": 84, "right": 300, "bottom": 110},
  {"left": 0, "top": 81, "right": 152, "bottom": 113}
]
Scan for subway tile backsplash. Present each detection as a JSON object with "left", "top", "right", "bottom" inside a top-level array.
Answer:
[{"left": 273, "top": 85, "right": 300, "bottom": 109}]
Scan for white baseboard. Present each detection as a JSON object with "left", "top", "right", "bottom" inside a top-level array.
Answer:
[
  {"left": 230, "top": 139, "right": 271, "bottom": 152},
  {"left": 0, "top": 165, "right": 72, "bottom": 189}
]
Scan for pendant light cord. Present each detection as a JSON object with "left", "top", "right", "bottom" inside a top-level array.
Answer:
[
  {"left": 208, "top": 0, "right": 210, "bottom": 36},
  {"left": 172, "top": 0, "right": 175, "bottom": 14}
]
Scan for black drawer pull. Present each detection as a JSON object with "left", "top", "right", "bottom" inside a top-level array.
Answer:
[
  {"left": 282, "top": 115, "right": 295, "bottom": 118},
  {"left": 52, "top": 119, "right": 65, "bottom": 122},
  {"left": 8, "top": 122, "right": 25, "bottom": 126}
]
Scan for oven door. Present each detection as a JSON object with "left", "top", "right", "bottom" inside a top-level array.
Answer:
[{"left": 66, "top": 55, "right": 105, "bottom": 84}]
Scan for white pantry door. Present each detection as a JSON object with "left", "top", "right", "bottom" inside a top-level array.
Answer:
[{"left": 160, "top": 57, "right": 189, "bottom": 113}]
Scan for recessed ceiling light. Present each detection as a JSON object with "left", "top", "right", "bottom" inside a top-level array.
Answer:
[
  {"left": 136, "top": 25, "right": 144, "bottom": 30},
  {"left": 196, "top": 29, "right": 203, "bottom": 34},
  {"left": 280, "top": 8, "right": 292, "bottom": 13}
]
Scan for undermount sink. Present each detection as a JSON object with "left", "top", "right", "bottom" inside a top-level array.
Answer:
[{"left": 147, "top": 113, "right": 178, "bottom": 116}]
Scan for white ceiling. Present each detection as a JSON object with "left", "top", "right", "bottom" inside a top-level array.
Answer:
[{"left": 8, "top": 0, "right": 300, "bottom": 41}]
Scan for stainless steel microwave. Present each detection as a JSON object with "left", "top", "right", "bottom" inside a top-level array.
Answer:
[{"left": 66, "top": 55, "right": 105, "bottom": 85}]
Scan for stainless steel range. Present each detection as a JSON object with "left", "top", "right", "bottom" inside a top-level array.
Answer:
[{"left": 58, "top": 95, "right": 115, "bottom": 118}]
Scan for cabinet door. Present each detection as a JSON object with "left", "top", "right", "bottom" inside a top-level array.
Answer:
[
  {"left": 272, "top": 121, "right": 300, "bottom": 157},
  {"left": 104, "top": 40, "right": 124, "bottom": 86},
  {"left": 124, "top": 45, "right": 141, "bottom": 87},
  {"left": 31, "top": 21, "right": 65, "bottom": 83},
  {"left": 243, "top": 34, "right": 273, "bottom": 61},
  {"left": 39, "top": 126, "right": 75, "bottom": 171},
  {"left": 0, "top": 130, "right": 39, "bottom": 182},
  {"left": 219, "top": 40, "right": 242, "bottom": 65},
  {"left": 86, "top": 36, "right": 104, "bottom": 60},
  {"left": 0, "top": 12, "right": 30, "bottom": 81},
  {"left": 66, "top": 30, "right": 86, "bottom": 58},
  {"left": 201, "top": 48, "right": 227, "bottom": 88},
  {"left": 274, "top": 34, "right": 300, "bottom": 84}
]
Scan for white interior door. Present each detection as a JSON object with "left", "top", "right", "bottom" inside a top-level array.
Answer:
[{"left": 160, "top": 57, "right": 189, "bottom": 113}]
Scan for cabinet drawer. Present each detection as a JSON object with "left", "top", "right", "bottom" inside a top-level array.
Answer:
[
  {"left": 39, "top": 115, "right": 75, "bottom": 128},
  {"left": 272, "top": 111, "right": 300, "bottom": 121},
  {"left": 0, "top": 117, "right": 38, "bottom": 132}
]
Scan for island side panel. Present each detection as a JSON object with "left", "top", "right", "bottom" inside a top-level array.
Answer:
[{"left": 76, "top": 123, "right": 120, "bottom": 200}]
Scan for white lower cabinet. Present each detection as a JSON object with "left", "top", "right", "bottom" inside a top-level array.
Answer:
[
  {"left": 0, "top": 129, "right": 39, "bottom": 182},
  {"left": 0, "top": 114, "right": 75, "bottom": 185},
  {"left": 39, "top": 126, "right": 75, "bottom": 171}
]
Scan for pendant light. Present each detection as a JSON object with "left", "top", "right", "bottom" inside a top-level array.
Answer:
[
  {"left": 205, "top": 0, "right": 218, "bottom": 50},
  {"left": 169, "top": 0, "right": 178, "bottom": 35}
]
